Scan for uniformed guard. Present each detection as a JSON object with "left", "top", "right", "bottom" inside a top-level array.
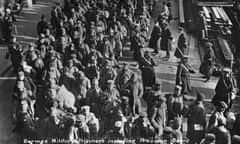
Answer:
[
  {"left": 176, "top": 55, "right": 195, "bottom": 94},
  {"left": 199, "top": 42, "right": 215, "bottom": 82},
  {"left": 139, "top": 50, "right": 157, "bottom": 89},
  {"left": 149, "top": 20, "right": 162, "bottom": 54},
  {"left": 174, "top": 26, "right": 187, "bottom": 59}
]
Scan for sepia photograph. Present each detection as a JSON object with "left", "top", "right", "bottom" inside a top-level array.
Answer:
[{"left": 0, "top": 0, "right": 239, "bottom": 143}]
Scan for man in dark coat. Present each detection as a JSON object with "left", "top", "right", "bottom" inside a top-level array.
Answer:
[
  {"left": 139, "top": 51, "right": 157, "bottom": 88},
  {"left": 232, "top": 114, "right": 240, "bottom": 144},
  {"left": 144, "top": 81, "right": 163, "bottom": 116},
  {"left": 176, "top": 56, "right": 195, "bottom": 94},
  {"left": 149, "top": 21, "right": 161, "bottom": 54},
  {"left": 212, "top": 68, "right": 237, "bottom": 109},
  {"left": 132, "top": 112, "right": 155, "bottom": 138},
  {"left": 199, "top": 42, "right": 215, "bottom": 82},
  {"left": 103, "top": 121, "right": 125, "bottom": 140},
  {"left": 6, "top": 36, "right": 23, "bottom": 72},
  {"left": 3, "top": 9, "right": 16, "bottom": 43},
  {"left": 174, "top": 26, "right": 187, "bottom": 59},
  {"left": 37, "top": 14, "right": 49, "bottom": 35},
  {"left": 130, "top": 27, "right": 145, "bottom": 61},
  {"left": 160, "top": 22, "right": 172, "bottom": 59},
  {"left": 185, "top": 93, "right": 207, "bottom": 144},
  {"left": 209, "top": 117, "right": 231, "bottom": 144},
  {"left": 86, "top": 78, "right": 104, "bottom": 119}
]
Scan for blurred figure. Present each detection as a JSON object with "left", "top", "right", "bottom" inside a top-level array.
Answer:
[
  {"left": 199, "top": 42, "right": 215, "bottom": 82},
  {"left": 150, "top": 95, "right": 167, "bottom": 137},
  {"left": 149, "top": 20, "right": 161, "bottom": 54},
  {"left": 209, "top": 117, "right": 231, "bottom": 144},
  {"left": 174, "top": 26, "right": 187, "bottom": 59},
  {"left": 185, "top": 93, "right": 207, "bottom": 144},
  {"left": 208, "top": 101, "right": 227, "bottom": 130},
  {"left": 132, "top": 112, "right": 155, "bottom": 138},
  {"left": 176, "top": 55, "right": 195, "bottom": 94},
  {"left": 37, "top": 14, "right": 49, "bottom": 35},
  {"left": 212, "top": 68, "right": 237, "bottom": 110},
  {"left": 160, "top": 22, "right": 172, "bottom": 59},
  {"left": 166, "top": 85, "right": 184, "bottom": 123}
]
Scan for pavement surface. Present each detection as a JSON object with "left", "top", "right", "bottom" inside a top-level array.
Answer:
[{"left": 0, "top": 0, "right": 239, "bottom": 143}]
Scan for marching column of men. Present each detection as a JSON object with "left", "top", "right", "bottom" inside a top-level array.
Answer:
[{"left": 3, "top": 0, "right": 240, "bottom": 144}]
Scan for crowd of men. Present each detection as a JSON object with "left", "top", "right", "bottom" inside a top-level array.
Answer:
[{"left": 2, "top": 0, "right": 240, "bottom": 144}]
